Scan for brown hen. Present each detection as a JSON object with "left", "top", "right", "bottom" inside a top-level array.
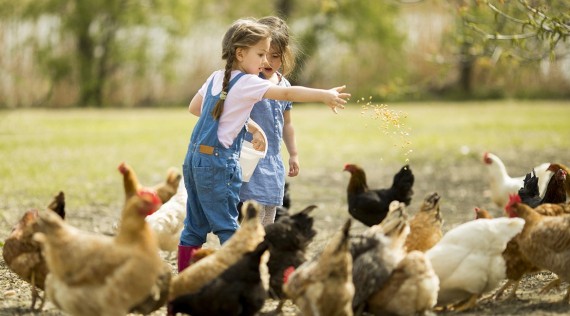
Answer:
[
  {"left": 405, "top": 192, "right": 443, "bottom": 252},
  {"left": 283, "top": 219, "right": 354, "bottom": 316},
  {"left": 169, "top": 200, "right": 265, "bottom": 299},
  {"left": 33, "top": 190, "right": 163, "bottom": 316},
  {"left": 506, "top": 196, "right": 570, "bottom": 303},
  {"left": 2, "top": 191, "right": 65, "bottom": 310}
]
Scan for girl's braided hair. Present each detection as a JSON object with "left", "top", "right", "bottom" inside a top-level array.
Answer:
[
  {"left": 211, "top": 18, "right": 271, "bottom": 120},
  {"left": 257, "top": 16, "right": 296, "bottom": 77}
]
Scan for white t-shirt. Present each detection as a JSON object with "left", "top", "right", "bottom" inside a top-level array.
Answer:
[{"left": 199, "top": 70, "right": 273, "bottom": 148}]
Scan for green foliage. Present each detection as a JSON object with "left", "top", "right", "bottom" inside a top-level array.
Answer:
[{"left": 1, "top": 0, "right": 196, "bottom": 107}]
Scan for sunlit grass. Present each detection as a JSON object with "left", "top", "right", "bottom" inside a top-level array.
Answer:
[{"left": 1, "top": 100, "right": 569, "bottom": 216}]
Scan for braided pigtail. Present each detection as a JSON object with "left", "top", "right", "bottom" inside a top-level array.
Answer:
[
  {"left": 212, "top": 56, "right": 233, "bottom": 120},
  {"left": 211, "top": 18, "right": 270, "bottom": 120}
]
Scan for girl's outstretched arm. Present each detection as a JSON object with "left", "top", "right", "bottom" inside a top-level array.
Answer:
[{"left": 263, "top": 85, "right": 350, "bottom": 114}]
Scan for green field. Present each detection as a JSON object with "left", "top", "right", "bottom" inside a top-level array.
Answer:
[{"left": 1, "top": 100, "right": 569, "bottom": 218}]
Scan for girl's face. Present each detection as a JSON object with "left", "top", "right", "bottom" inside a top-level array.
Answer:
[
  {"left": 236, "top": 38, "right": 270, "bottom": 75},
  {"left": 261, "top": 46, "right": 283, "bottom": 80}
]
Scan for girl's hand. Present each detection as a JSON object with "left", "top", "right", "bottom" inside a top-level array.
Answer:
[
  {"left": 288, "top": 155, "right": 300, "bottom": 177},
  {"left": 326, "top": 85, "right": 350, "bottom": 114},
  {"left": 251, "top": 130, "right": 266, "bottom": 152}
]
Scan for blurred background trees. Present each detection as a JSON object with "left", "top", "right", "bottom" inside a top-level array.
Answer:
[{"left": 0, "top": 0, "right": 568, "bottom": 108}]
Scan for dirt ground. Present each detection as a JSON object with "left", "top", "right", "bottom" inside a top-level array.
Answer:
[{"left": 1, "top": 149, "right": 570, "bottom": 315}]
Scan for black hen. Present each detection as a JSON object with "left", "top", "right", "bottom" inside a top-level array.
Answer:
[
  {"left": 264, "top": 205, "right": 317, "bottom": 313},
  {"left": 274, "top": 182, "right": 291, "bottom": 222},
  {"left": 518, "top": 168, "right": 567, "bottom": 208},
  {"left": 344, "top": 164, "right": 414, "bottom": 226},
  {"left": 167, "top": 241, "right": 269, "bottom": 316}
]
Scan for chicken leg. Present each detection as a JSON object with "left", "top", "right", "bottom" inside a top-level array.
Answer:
[
  {"left": 539, "top": 277, "right": 561, "bottom": 294},
  {"left": 494, "top": 279, "right": 522, "bottom": 300},
  {"left": 451, "top": 294, "right": 479, "bottom": 312}
]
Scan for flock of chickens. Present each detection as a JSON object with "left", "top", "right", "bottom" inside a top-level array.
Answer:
[{"left": 2, "top": 153, "right": 570, "bottom": 316}]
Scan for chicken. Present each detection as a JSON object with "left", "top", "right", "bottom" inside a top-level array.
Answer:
[
  {"left": 506, "top": 197, "right": 570, "bottom": 303},
  {"left": 189, "top": 248, "right": 217, "bottom": 265},
  {"left": 169, "top": 200, "right": 265, "bottom": 299},
  {"left": 482, "top": 152, "right": 550, "bottom": 208},
  {"left": 129, "top": 261, "right": 172, "bottom": 315},
  {"left": 33, "top": 190, "right": 163, "bottom": 316},
  {"left": 495, "top": 193, "right": 570, "bottom": 300},
  {"left": 474, "top": 207, "right": 493, "bottom": 219},
  {"left": 2, "top": 191, "right": 65, "bottom": 309},
  {"left": 519, "top": 168, "right": 567, "bottom": 208},
  {"left": 366, "top": 250, "right": 439, "bottom": 316},
  {"left": 118, "top": 161, "right": 182, "bottom": 204},
  {"left": 283, "top": 219, "right": 354, "bottom": 316},
  {"left": 405, "top": 192, "right": 443, "bottom": 252},
  {"left": 548, "top": 163, "right": 570, "bottom": 198},
  {"left": 167, "top": 241, "right": 269, "bottom": 316},
  {"left": 145, "top": 177, "right": 187, "bottom": 257},
  {"left": 264, "top": 204, "right": 317, "bottom": 313},
  {"left": 540, "top": 168, "right": 568, "bottom": 205},
  {"left": 469, "top": 208, "right": 537, "bottom": 301},
  {"left": 344, "top": 164, "right": 414, "bottom": 227},
  {"left": 351, "top": 201, "right": 410, "bottom": 315},
  {"left": 426, "top": 216, "right": 525, "bottom": 311}
]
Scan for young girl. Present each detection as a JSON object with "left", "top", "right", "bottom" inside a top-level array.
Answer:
[
  {"left": 178, "top": 18, "right": 349, "bottom": 272},
  {"left": 239, "top": 16, "right": 298, "bottom": 226}
]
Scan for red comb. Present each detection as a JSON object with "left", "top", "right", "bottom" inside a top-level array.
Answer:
[
  {"left": 283, "top": 266, "right": 295, "bottom": 284},
  {"left": 137, "top": 189, "right": 162, "bottom": 215},
  {"left": 118, "top": 162, "right": 128, "bottom": 175},
  {"left": 504, "top": 194, "right": 521, "bottom": 218}
]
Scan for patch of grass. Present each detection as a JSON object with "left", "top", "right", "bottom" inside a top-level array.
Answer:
[{"left": 1, "top": 100, "right": 569, "bottom": 215}]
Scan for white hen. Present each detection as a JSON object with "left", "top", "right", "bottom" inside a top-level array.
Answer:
[
  {"left": 482, "top": 152, "right": 551, "bottom": 208},
  {"left": 145, "top": 177, "right": 186, "bottom": 258},
  {"left": 426, "top": 217, "right": 525, "bottom": 312}
]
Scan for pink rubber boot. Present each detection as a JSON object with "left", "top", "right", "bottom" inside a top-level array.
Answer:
[{"left": 177, "top": 245, "right": 200, "bottom": 273}]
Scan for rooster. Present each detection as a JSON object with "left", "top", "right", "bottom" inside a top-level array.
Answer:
[
  {"left": 426, "top": 216, "right": 525, "bottom": 311},
  {"left": 344, "top": 164, "right": 414, "bottom": 227},
  {"left": 169, "top": 200, "right": 266, "bottom": 299},
  {"left": 33, "top": 190, "right": 163, "bottom": 316},
  {"left": 118, "top": 161, "right": 181, "bottom": 204},
  {"left": 482, "top": 152, "right": 550, "bottom": 208},
  {"left": 405, "top": 192, "right": 443, "bottom": 252},
  {"left": 283, "top": 219, "right": 354, "bottom": 316},
  {"left": 167, "top": 241, "right": 269, "bottom": 316},
  {"left": 264, "top": 205, "right": 317, "bottom": 313},
  {"left": 2, "top": 191, "right": 65, "bottom": 310}
]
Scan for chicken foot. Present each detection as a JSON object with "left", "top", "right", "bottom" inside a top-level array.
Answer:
[
  {"left": 494, "top": 279, "right": 522, "bottom": 301},
  {"left": 539, "top": 277, "right": 561, "bottom": 294},
  {"left": 451, "top": 294, "right": 479, "bottom": 312},
  {"left": 259, "top": 299, "right": 285, "bottom": 316}
]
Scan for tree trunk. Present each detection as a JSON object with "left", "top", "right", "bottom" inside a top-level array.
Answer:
[{"left": 458, "top": 42, "right": 474, "bottom": 95}]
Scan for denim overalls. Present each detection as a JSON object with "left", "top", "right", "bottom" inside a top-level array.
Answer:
[
  {"left": 180, "top": 72, "right": 246, "bottom": 246},
  {"left": 239, "top": 75, "right": 292, "bottom": 206}
]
